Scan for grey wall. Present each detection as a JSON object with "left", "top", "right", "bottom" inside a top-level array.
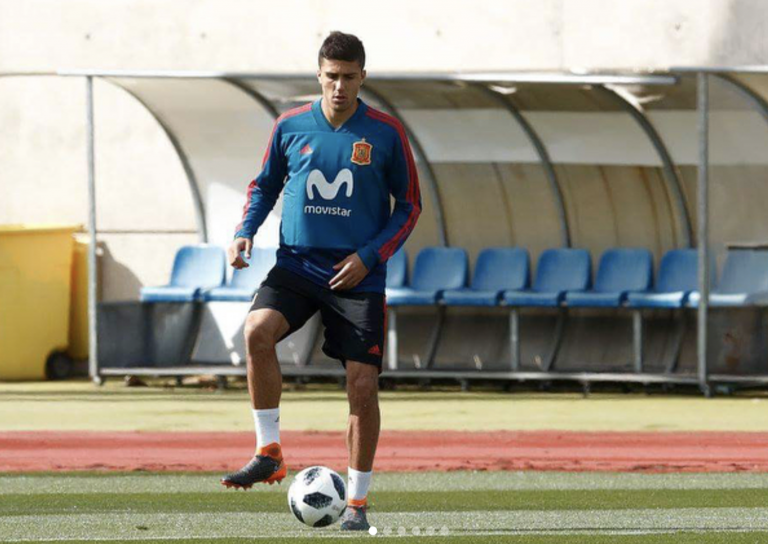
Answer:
[{"left": 3, "top": 0, "right": 768, "bottom": 73}]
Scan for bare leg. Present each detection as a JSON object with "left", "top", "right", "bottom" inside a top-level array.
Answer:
[
  {"left": 345, "top": 361, "right": 380, "bottom": 471},
  {"left": 244, "top": 309, "right": 290, "bottom": 410},
  {"left": 221, "top": 309, "right": 291, "bottom": 489}
]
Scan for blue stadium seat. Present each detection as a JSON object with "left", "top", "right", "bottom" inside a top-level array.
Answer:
[
  {"left": 386, "top": 247, "right": 468, "bottom": 306},
  {"left": 688, "top": 249, "right": 768, "bottom": 307},
  {"left": 502, "top": 248, "right": 591, "bottom": 307},
  {"left": 203, "top": 248, "right": 277, "bottom": 302},
  {"left": 141, "top": 245, "right": 226, "bottom": 303},
  {"left": 626, "top": 249, "right": 698, "bottom": 308},
  {"left": 566, "top": 248, "right": 652, "bottom": 308},
  {"left": 386, "top": 248, "right": 408, "bottom": 289},
  {"left": 442, "top": 248, "right": 529, "bottom": 306}
]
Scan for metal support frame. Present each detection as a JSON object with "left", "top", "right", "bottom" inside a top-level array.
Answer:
[
  {"left": 688, "top": 76, "right": 768, "bottom": 389},
  {"left": 386, "top": 305, "right": 447, "bottom": 370},
  {"left": 424, "top": 306, "right": 447, "bottom": 369},
  {"left": 96, "top": 365, "right": 709, "bottom": 387},
  {"left": 86, "top": 76, "right": 100, "bottom": 384},
  {"left": 632, "top": 309, "right": 688, "bottom": 375},
  {"left": 476, "top": 84, "right": 571, "bottom": 248},
  {"left": 508, "top": 306, "right": 565, "bottom": 372},
  {"left": 542, "top": 311, "right": 566, "bottom": 372},
  {"left": 714, "top": 74, "right": 768, "bottom": 126},
  {"left": 387, "top": 308, "right": 399, "bottom": 370},
  {"left": 664, "top": 314, "right": 687, "bottom": 374},
  {"left": 599, "top": 85, "right": 693, "bottom": 247},
  {"left": 222, "top": 78, "right": 280, "bottom": 118},
  {"left": 509, "top": 309, "right": 520, "bottom": 371},
  {"left": 696, "top": 73, "right": 711, "bottom": 396},
  {"left": 632, "top": 310, "right": 643, "bottom": 373}
]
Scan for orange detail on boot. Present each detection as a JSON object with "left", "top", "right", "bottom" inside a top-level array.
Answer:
[
  {"left": 265, "top": 460, "right": 287, "bottom": 484},
  {"left": 348, "top": 497, "right": 367, "bottom": 508},
  {"left": 257, "top": 442, "right": 283, "bottom": 460}
]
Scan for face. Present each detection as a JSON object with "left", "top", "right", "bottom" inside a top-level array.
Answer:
[{"left": 317, "top": 58, "right": 366, "bottom": 112}]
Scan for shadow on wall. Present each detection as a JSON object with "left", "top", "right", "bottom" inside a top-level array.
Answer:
[{"left": 98, "top": 241, "right": 143, "bottom": 302}]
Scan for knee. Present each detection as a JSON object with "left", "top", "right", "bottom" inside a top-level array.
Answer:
[{"left": 244, "top": 314, "right": 277, "bottom": 354}]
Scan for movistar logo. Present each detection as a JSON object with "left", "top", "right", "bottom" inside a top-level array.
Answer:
[
  {"left": 304, "top": 169, "right": 354, "bottom": 217},
  {"left": 306, "top": 169, "right": 354, "bottom": 200}
]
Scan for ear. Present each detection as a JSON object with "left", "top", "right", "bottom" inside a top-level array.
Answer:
[{"left": 361, "top": 69, "right": 367, "bottom": 84}]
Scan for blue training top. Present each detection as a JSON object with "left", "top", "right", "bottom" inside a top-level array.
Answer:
[{"left": 235, "top": 98, "right": 421, "bottom": 293}]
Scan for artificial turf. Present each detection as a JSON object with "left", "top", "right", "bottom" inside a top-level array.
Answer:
[{"left": 3, "top": 471, "right": 768, "bottom": 543}]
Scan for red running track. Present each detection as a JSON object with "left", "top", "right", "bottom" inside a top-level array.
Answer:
[{"left": 2, "top": 431, "right": 768, "bottom": 473}]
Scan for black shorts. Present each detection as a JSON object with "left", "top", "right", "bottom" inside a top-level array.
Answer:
[{"left": 250, "top": 266, "right": 386, "bottom": 373}]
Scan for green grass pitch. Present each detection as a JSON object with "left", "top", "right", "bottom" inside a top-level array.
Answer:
[{"left": 3, "top": 471, "right": 768, "bottom": 543}]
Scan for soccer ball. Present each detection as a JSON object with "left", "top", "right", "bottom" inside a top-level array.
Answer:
[{"left": 287, "top": 466, "right": 347, "bottom": 527}]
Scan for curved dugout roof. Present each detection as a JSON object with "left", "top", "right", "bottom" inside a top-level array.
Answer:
[{"left": 73, "top": 71, "right": 700, "bottom": 275}]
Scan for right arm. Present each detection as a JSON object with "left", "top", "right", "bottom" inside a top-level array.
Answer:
[{"left": 230, "top": 121, "right": 287, "bottom": 268}]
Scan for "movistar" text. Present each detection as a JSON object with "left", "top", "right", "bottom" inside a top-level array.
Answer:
[{"left": 304, "top": 205, "right": 353, "bottom": 217}]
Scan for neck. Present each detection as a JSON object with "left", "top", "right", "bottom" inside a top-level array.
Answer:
[{"left": 321, "top": 98, "right": 359, "bottom": 128}]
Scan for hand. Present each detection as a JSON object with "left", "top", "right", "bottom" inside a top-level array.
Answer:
[
  {"left": 329, "top": 252, "right": 369, "bottom": 291},
  {"left": 228, "top": 237, "right": 252, "bottom": 269}
]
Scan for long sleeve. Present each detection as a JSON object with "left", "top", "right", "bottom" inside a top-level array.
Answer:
[
  {"left": 357, "top": 125, "right": 421, "bottom": 271},
  {"left": 234, "top": 121, "right": 287, "bottom": 240}
]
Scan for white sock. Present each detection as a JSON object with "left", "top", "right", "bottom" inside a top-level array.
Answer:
[
  {"left": 253, "top": 408, "right": 280, "bottom": 450},
  {"left": 347, "top": 467, "right": 372, "bottom": 503}
]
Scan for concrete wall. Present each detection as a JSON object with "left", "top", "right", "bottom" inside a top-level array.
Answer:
[{"left": 3, "top": 0, "right": 768, "bottom": 73}]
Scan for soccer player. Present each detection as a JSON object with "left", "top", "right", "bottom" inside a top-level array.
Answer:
[{"left": 220, "top": 31, "right": 421, "bottom": 531}]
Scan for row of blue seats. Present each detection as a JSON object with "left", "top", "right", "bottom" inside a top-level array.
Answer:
[
  {"left": 141, "top": 244, "right": 768, "bottom": 309},
  {"left": 140, "top": 246, "right": 275, "bottom": 303},
  {"left": 386, "top": 246, "right": 768, "bottom": 309}
]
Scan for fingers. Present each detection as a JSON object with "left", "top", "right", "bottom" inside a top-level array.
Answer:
[
  {"left": 333, "top": 255, "right": 351, "bottom": 271},
  {"left": 230, "top": 253, "right": 248, "bottom": 269},
  {"left": 229, "top": 239, "right": 250, "bottom": 269},
  {"left": 227, "top": 247, "right": 238, "bottom": 267},
  {"left": 245, "top": 239, "right": 252, "bottom": 260},
  {"left": 329, "top": 262, "right": 352, "bottom": 290},
  {"left": 338, "top": 272, "right": 364, "bottom": 290},
  {"left": 330, "top": 266, "right": 367, "bottom": 290},
  {"left": 330, "top": 253, "right": 370, "bottom": 290}
]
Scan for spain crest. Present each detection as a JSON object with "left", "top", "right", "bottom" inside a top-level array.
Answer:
[{"left": 351, "top": 138, "right": 373, "bottom": 166}]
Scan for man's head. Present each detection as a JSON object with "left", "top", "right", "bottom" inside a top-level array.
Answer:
[{"left": 317, "top": 31, "right": 366, "bottom": 113}]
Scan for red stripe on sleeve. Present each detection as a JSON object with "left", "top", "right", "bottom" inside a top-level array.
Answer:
[
  {"left": 236, "top": 102, "right": 313, "bottom": 234},
  {"left": 365, "top": 108, "right": 421, "bottom": 261}
]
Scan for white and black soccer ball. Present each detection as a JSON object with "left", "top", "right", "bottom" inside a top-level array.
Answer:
[{"left": 287, "top": 466, "right": 347, "bottom": 527}]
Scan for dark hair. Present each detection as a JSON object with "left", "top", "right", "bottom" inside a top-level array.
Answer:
[{"left": 318, "top": 31, "right": 365, "bottom": 70}]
